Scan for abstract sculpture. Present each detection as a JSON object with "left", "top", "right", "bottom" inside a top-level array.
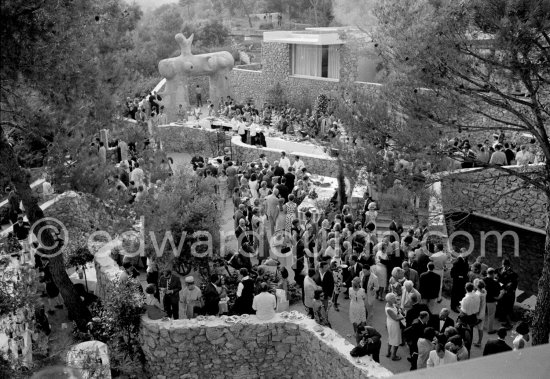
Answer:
[{"left": 158, "top": 33, "right": 234, "bottom": 122}]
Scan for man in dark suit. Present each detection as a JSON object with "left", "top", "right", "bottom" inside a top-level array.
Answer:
[
  {"left": 436, "top": 308, "right": 455, "bottom": 334},
  {"left": 315, "top": 261, "right": 334, "bottom": 311},
  {"left": 483, "top": 328, "right": 512, "bottom": 356},
  {"left": 273, "top": 160, "right": 285, "bottom": 178},
  {"left": 276, "top": 177, "right": 290, "bottom": 202},
  {"left": 235, "top": 218, "right": 252, "bottom": 269},
  {"left": 405, "top": 294, "right": 431, "bottom": 327},
  {"left": 283, "top": 166, "right": 296, "bottom": 192},
  {"left": 347, "top": 255, "right": 363, "bottom": 287},
  {"left": 419, "top": 262, "right": 441, "bottom": 312},
  {"left": 404, "top": 311, "right": 430, "bottom": 370},
  {"left": 158, "top": 269, "right": 182, "bottom": 319},
  {"left": 413, "top": 243, "right": 431, "bottom": 276},
  {"left": 203, "top": 274, "right": 222, "bottom": 315}
]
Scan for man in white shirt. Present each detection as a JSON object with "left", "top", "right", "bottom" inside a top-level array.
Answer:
[
  {"left": 279, "top": 151, "right": 291, "bottom": 172},
  {"left": 130, "top": 162, "right": 145, "bottom": 188},
  {"left": 252, "top": 282, "right": 276, "bottom": 320},
  {"left": 460, "top": 282, "right": 480, "bottom": 325},
  {"left": 292, "top": 155, "right": 305, "bottom": 172},
  {"left": 427, "top": 342, "right": 457, "bottom": 367},
  {"left": 515, "top": 145, "right": 533, "bottom": 165},
  {"left": 430, "top": 243, "right": 449, "bottom": 302}
]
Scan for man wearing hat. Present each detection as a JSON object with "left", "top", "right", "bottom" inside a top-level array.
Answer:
[
  {"left": 158, "top": 269, "right": 182, "bottom": 319},
  {"left": 180, "top": 276, "right": 203, "bottom": 319}
]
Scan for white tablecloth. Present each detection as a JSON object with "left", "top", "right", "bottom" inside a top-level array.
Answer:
[{"left": 69, "top": 264, "right": 97, "bottom": 293}]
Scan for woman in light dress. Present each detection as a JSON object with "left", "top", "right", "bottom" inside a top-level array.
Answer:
[
  {"left": 258, "top": 206, "right": 270, "bottom": 259},
  {"left": 283, "top": 194, "right": 298, "bottom": 235},
  {"left": 385, "top": 293, "right": 404, "bottom": 361},
  {"left": 248, "top": 173, "right": 259, "bottom": 199},
  {"left": 365, "top": 202, "right": 378, "bottom": 229},
  {"left": 512, "top": 322, "right": 530, "bottom": 350},
  {"left": 218, "top": 170, "right": 229, "bottom": 207},
  {"left": 375, "top": 242, "right": 390, "bottom": 300},
  {"left": 349, "top": 277, "right": 367, "bottom": 334},
  {"left": 473, "top": 278, "right": 487, "bottom": 347}
]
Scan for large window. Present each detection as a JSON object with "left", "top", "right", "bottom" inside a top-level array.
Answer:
[{"left": 291, "top": 44, "right": 340, "bottom": 80}]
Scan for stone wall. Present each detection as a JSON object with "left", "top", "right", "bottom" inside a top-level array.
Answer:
[
  {"left": 140, "top": 315, "right": 392, "bottom": 379},
  {"left": 229, "top": 33, "right": 380, "bottom": 109},
  {"left": 232, "top": 136, "right": 339, "bottom": 176},
  {"left": 440, "top": 165, "right": 547, "bottom": 230},
  {"left": 92, "top": 237, "right": 392, "bottom": 379},
  {"left": 157, "top": 125, "right": 340, "bottom": 176}
]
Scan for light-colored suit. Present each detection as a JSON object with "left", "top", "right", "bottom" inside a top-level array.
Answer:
[
  {"left": 427, "top": 350, "right": 457, "bottom": 367},
  {"left": 265, "top": 194, "right": 279, "bottom": 235}
]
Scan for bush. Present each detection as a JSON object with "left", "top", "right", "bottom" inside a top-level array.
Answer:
[{"left": 259, "top": 22, "right": 274, "bottom": 30}]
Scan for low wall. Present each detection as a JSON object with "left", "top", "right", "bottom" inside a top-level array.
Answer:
[
  {"left": 231, "top": 136, "right": 339, "bottom": 176},
  {"left": 93, "top": 234, "right": 392, "bottom": 379},
  {"left": 140, "top": 315, "right": 392, "bottom": 379},
  {"left": 156, "top": 124, "right": 340, "bottom": 176}
]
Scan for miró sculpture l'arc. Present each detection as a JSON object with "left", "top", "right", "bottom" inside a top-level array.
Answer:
[{"left": 158, "top": 33, "right": 234, "bottom": 122}]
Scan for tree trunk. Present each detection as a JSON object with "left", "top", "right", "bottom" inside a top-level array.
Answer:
[
  {"left": 0, "top": 128, "right": 91, "bottom": 330},
  {"left": 337, "top": 158, "right": 346, "bottom": 210},
  {"left": 531, "top": 193, "right": 550, "bottom": 345}
]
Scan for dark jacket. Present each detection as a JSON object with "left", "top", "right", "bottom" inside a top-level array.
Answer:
[
  {"left": 483, "top": 339, "right": 512, "bottom": 356},
  {"left": 419, "top": 271, "right": 441, "bottom": 300},
  {"left": 283, "top": 172, "right": 295, "bottom": 191},
  {"left": 158, "top": 274, "right": 182, "bottom": 300},
  {"left": 273, "top": 166, "right": 285, "bottom": 178},
  {"left": 406, "top": 303, "right": 431, "bottom": 327},
  {"left": 315, "top": 270, "right": 335, "bottom": 299},
  {"left": 413, "top": 251, "right": 431, "bottom": 275},
  {"left": 436, "top": 316, "right": 455, "bottom": 334},
  {"left": 404, "top": 318, "right": 429, "bottom": 344},
  {"left": 203, "top": 283, "right": 221, "bottom": 315}
]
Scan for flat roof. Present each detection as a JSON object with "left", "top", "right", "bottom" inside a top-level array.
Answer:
[{"left": 263, "top": 30, "right": 344, "bottom": 45}]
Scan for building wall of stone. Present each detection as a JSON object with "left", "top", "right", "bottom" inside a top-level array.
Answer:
[
  {"left": 139, "top": 316, "right": 392, "bottom": 379},
  {"left": 229, "top": 34, "right": 381, "bottom": 109},
  {"left": 441, "top": 165, "right": 547, "bottom": 230}
]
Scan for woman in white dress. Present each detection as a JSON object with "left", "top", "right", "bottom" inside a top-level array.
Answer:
[
  {"left": 473, "top": 278, "right": 487, "bottom": 347},
  {"left": 385, "top": 293, "right": 404, "bottom": 361},
  {"left": 375, "top": 242, "right": 390, "bottom": 300},
  {"left": 348, "top": 277, "right": 367, "bottom": 334},
  {"left": 512, "top": 322, "right": 530, "bottom": 350},
  {"left": 248, "top": 173, "right": 259, "bottom": 199},
  {"left": 365, "top": 202, "right": 378, "bottom": 229},
  {"left": 218, "top": 170, "right": 229, "bottom": 207}
]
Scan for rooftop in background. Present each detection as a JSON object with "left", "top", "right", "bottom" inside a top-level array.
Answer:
[{"left": 263, "top": 27, "right": 371, "bottom": 45}]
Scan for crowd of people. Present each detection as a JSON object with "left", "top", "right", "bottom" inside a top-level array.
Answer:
[
  {"left": 158, "top": 146, "right": 530, "bottom": 371},
  {"left": 443, "top": 133, "right": 545, "bottom": 169}
]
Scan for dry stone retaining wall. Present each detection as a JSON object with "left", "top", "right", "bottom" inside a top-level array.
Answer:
[
  {"left": 441, "top": 165, "right": 546, "bottom": 230},
  {"left": 93, "top": 241, "right": 392, "bottom": 379},
  {"left": 140, "top": 315, "right": 392, "bottom": 379}
]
